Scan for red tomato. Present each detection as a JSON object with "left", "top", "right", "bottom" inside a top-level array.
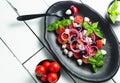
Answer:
[
  {"left": 48, "top": 62, "right": 60, "bottom": 73},
  {"left": 71, "top": 5, "right": 78, "bottom": 16},
  {"left": 56, "top": 26, "right": 65, "bottom": 35},
  {"left": 74, "top": 16, "right": 83, "bottom": 24},
  {"left": 66, "top": 44, "right": 76, "bottom": 50},
  {"left": 47, "top": 73, "right": 58, "bottom": 83},
  {"left": 82, "top": 58, "right": 88, "bottom": 64},
  {"left": 73, "top": 52, "right": 81, "bottom": 59},
  {"left": 57, "top": 34, "right": 68, "bottom": 44},
  {"left": 35, "top": 65, "right": 46, "bottom": 77},
  {"left": 96, "top": 40, "right": 103, "bottom": 49},
  {"left": 40, "top": 74, "right": 48, "bottom": 82},
  {"left": 42, "top": 61, "right": 51, "bottom": 69}
]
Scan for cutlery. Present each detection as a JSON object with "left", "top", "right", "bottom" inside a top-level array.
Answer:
[{"left": 17, "top": 13, "right": 63, "bottom": 21}]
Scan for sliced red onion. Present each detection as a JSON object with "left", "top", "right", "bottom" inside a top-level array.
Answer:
[{"left": 70, "top": 40, "right": 80, "bottom": 53}]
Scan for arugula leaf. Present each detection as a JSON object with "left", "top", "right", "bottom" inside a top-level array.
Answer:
[{"left": 48, "top": 19, "right": 72, "bottom": 31}]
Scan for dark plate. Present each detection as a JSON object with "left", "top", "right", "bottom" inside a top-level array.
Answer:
[{"left": 44, "top": 1, "right": 120, "bottom": 82}]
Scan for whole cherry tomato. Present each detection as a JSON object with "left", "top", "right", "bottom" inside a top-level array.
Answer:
[
  {"left": 42, "top": 61, "right": 51, "bottom": 69},
  {"left": 40, "top": 74, "right": 48, "bottom": 83},
  {"left": 71, "top": 5, "right": 78, "bottom": 16},
  {"left": 35, "top": 65, "right": 46, "bottom": 77},
  {"left": 48, "top": 62, "right": 60, "bottom": 73},
  {"left": 47, "top": 72, "right": 58, "bottom": 83}
]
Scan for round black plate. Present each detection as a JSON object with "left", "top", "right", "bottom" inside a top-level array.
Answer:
[{"left": 44, "top": 1, "right": 120, "bottom": 82}]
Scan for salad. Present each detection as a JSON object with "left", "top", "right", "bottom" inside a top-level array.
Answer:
[{"left": 48, "top": 5, "right": 107, "bottom": 72}]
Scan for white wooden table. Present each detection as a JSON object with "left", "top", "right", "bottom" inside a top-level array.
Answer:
[{"left": 0, "top": 0, "right": 120, "bottom": 83}]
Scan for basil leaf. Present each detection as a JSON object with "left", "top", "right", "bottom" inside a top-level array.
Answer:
[
  {"left": 48, "top": 19, "right": 72, "bottom": 31},
  {"left": 92, "top": 64, "right": 98, "bottom": 73},
  {"left": 60, "top": 19, "right": 73, "bottom": 26},
  {"left": 94, "top": 50, "right": 103, "bottom": 61},
  {"left": 48, "top": 22, "right": 59, "bottom": 31},
  {"left": 109, "top": 14, "right": 117, "bottom": 23},
  {"left": 91, "top": 22, "right": 98, "bottom": 29},
  {"left": 82, "top": 22, "right": 90, "bottom": 29},
  {"left": 85, "top": 29, "right": 93, "bottom": 36},
  {"left": 94, "top": 29, "right": 103, "bottom": 39},
  {"left": 87, "top": 58, "right": 97, "bottom": 64},
  {"left": 110, "top": 0, "right": 118, "bottom": 11},
  {"left": 96, "top": 60, "right": 104, "bottom": 67}
]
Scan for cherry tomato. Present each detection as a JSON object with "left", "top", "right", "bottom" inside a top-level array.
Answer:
[
  {"left": 56, "top": 26, "right": 65, "bottom": 35},
  {"left": 73, "top": 52, "right": 81, "bottom": 59},
  {"left": 82, "top": 57, "right": 88, "bottom": 64},
  {"left": 40, "top": 74, "right": 48, "bottom": 83},
  {"left": 71, "top": 5, "right": 78, "bottom": 16},
  {"left": 66, "top": 44, "right": 76, "bottom": 50},
  {"left": 96, "top": 39, "right": 103, "bottom": 49},
  {"left": 48, "top": 62, "right": 60, "bottom": 73},
  {"left": 57, "top": 34, "right": 68, "bottom": 44},
  {"left": 42, "top": 61, "right": 51, "bottom": 69},
  {"left": 74, "top": 15, "right": 83, "bottom": 24},
  {"left": 35, "top": 65, "right": 46, "bottom": 77},
  {"left": 47, "top": 73, "right": 58, "bottom": 83}
]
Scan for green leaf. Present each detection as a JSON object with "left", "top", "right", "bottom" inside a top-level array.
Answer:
[
  {"left": 107, "top": 0, "right": 120, "bottom": 24},
  {"left": 47, "top": 19, "right": 72, "bottom": 31},
  {"left": 92, "top": 64, "right": 98, "bottom": 73},
  {"left": 109, "top": 14, "right": 117, "bottom": 23},
  {"left": 94, "top": 29, "right": 103, "bottom": 39},
  {"left": 87, "top": 58, "right": 97, "bottom": 64},
  {"left": 96, "top": 60, "right": 104, "bottom": 67},
  {"left": 60, "top": 19, "right": 73, "bottom": 26},
  {"left": 82, "top": 22, "right": 90, "bottom": 30},
  {"left": 91, "top": 22, "right": 98, "bottom": 29},
  {"left": 110, "top": 0, "right": 118, "bottom": 11},
  {"left": 48, "top": 22, "right": 59, "bottom": 31},
  {"left": 94, "top": 50, "right": 103, "bottom": 61},
  {"left": 85, "top": 29, "right": 93, "bottom": 36}
]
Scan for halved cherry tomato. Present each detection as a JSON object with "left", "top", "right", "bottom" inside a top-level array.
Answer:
[
  {"left": 56, "top": 26, "right": 65, "bottom": 35},
  {"left": 96, "top": 39, "right": 103, "bottom": 49},
  {"left": 35, "top": 65, "right": 46, "bottom": 77},
  {"left": 57, "top": 34, "right": 68, "bottom": 44},
  {"left": 48, "top": 62, "right": 60, "bottom": 73},
  {"left": 74, "top": 16, "right": 83, "bottom": 24},
  {"left": 82, "top": 57, "right": 88, "bottom": 64},
  {"left": 73, "top": 52, "right": 81, "bottom": 59},
  {"left": 66, "top": 44, "right": 76, "bottom": 50},
  {"left": 47, "top": 73, "right": 58, "bottom": 83}
]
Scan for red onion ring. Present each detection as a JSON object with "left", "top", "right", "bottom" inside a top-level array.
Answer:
[{"left": 70, "top": 40, "right": 80, "bottom": 53}]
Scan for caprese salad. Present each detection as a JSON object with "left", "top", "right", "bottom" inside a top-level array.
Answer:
[{"left": 48, "top": 5, "right": 107, "bottom": 72}]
